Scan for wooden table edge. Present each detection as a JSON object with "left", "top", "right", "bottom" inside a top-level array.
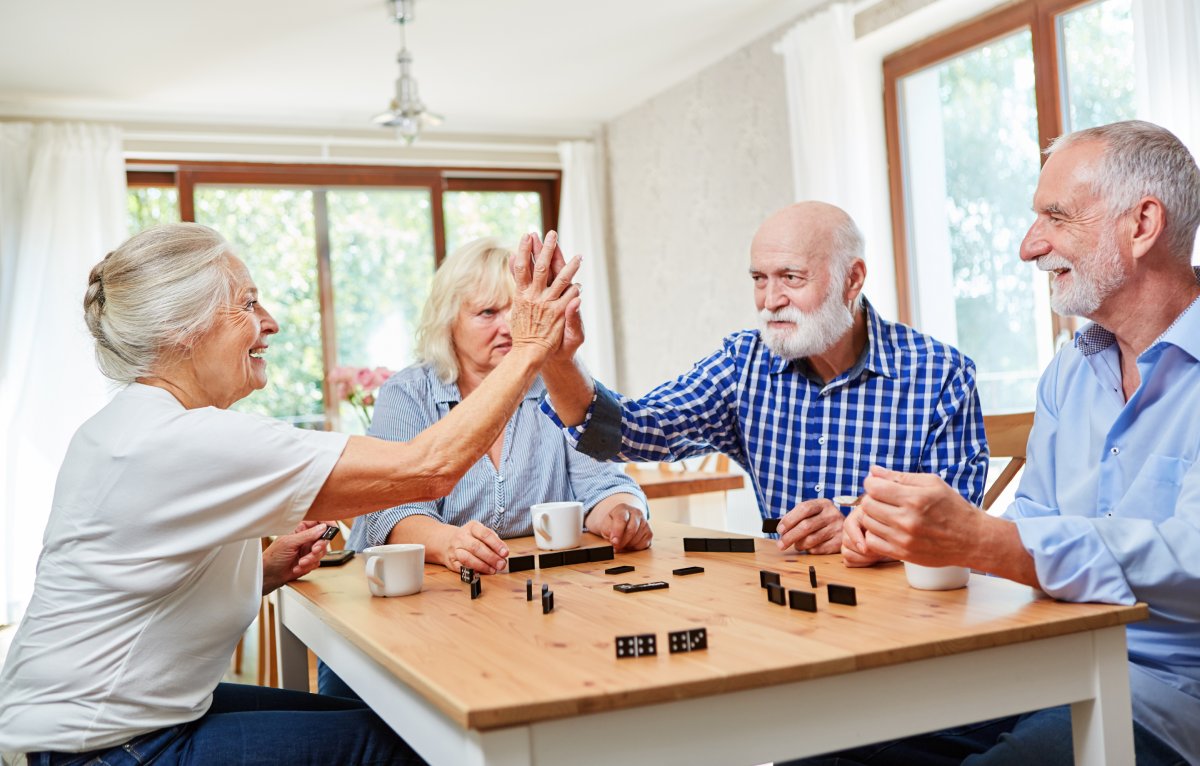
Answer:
[{"left": 283, "top": 579, "right": 1147, "bottom": 732}]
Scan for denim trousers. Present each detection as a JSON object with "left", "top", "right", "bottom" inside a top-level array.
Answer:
[
  {"left": 783, "top": 705, "right": 1186, "bottom": 766},
  {"left": 27, "top": 682, "right": 425, "bottom": 765},
  {"left": 316, "top": 659, "right": 361, "bottom": 701}
]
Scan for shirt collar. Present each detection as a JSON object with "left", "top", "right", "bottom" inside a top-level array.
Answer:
[
  {"left": 766, "top": 297, "right": 893, "bottom": 381},
  {"left": 1074, "top": 266, "right": 1200, "bottom": 361},
  {"left": 428, "top": 367, "right": 545, "bottom": 405}
]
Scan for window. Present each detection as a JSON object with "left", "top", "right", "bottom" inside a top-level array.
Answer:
[
  {"left": 885, "top": 0, "right": 1134, "bottom": 413},
  {"left": 126, "top": 163, "right": 559, "bottom": 429}
]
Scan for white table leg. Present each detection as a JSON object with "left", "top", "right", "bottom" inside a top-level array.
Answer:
[
  {"left": 1071, "top": 625, "right": 1135, "bottom": 766},
  {"left": 271, "top": 591, "right": 310, "bottom": 692}
]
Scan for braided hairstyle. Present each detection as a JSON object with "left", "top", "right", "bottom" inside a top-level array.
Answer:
[{"left": 83, "top": 223, "right": 237, "bottom": 382}]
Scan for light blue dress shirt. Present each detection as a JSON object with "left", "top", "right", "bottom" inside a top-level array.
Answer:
[
  {"left": 346, "top": 364, "right": 646, "bottom": 551},
  {"left": 1007, "top": 285, "right": 1200, "bottom": 763}
]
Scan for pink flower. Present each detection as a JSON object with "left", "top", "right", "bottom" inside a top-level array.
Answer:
[{"left": 326, "top": 365, "right": 393, "bottom": 430}]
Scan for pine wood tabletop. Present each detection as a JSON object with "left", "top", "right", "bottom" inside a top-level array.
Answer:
[{"left": 287, "top": 521, "right": 1146, "bottom": 731}]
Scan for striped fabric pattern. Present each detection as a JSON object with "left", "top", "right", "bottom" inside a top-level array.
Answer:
[
  {"left": 544, "top": 300, "right": 988, "bottom": 520},
  {"left": 346, "top": 364, "right": 646, "bottom": 552}
]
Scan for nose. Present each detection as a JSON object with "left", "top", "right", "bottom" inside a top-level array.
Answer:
[
  {"left": 763, "top": 278, "right": 789, "bottom": 311},
  {"left": 259, "top": 304, "right": 280, "bottom": 336},
  {"left": 499, "top": 308, "right": 512, "bottom": 336},
  {"left": 1019, "top": 220, "right": 1050, "bottom": 262}
]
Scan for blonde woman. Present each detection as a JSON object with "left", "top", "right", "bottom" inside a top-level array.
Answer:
[{"left": 346, "top": 237, "right": 652, "bottom": 574}]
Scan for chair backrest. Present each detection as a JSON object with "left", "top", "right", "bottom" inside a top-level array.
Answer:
[{"left": 982, "top": 412, "right": 1034, "bottom": 510}]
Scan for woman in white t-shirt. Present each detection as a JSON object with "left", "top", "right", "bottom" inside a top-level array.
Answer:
[{"left": 0, "top": 222, "right": 581, "bottom": 765}]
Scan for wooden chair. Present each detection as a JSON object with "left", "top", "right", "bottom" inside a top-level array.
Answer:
[{"left": 982, "top": 412, "right": 1034, "bottom": 511}]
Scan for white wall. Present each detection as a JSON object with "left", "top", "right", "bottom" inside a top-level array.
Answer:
[{"left": 603, "top": 29, "right": 795, "bottom": 398}]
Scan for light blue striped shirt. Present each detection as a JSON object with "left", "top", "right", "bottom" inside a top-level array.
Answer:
[
  {"left": 347, "top": 364, "right": 646, "bottom": 551},
  {"left": 542, "top": 300, "right": 987, "bottom": 519},
  {"left": 1007, "top": 284, "right": 1200, "bottom": 763}
]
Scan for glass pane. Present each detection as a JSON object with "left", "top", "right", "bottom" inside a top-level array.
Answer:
[
  {"left": 1059, "top": 0, "right": 1135, "bottom": 133},
  {"left": 194, "top": 187, "right": 325, "bottom": 427},
  {"left": 327, "top": 189, "right": 436, "bottom": 433},
  {"left": 127, "top": 187, "right": 179, "bottom": 231},
  {"left": 899, "top": 28, "right": 1053, "bottom": 413},
  {"left": 443, "top": 191, "right": 543, "bottom": 253}
]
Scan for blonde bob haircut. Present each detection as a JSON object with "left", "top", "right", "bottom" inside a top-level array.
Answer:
[{"left": 415, "top": 237, "right": 516, "bottom": 383}]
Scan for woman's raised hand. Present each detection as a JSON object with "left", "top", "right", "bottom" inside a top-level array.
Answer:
[{"left": 508, "top": 231, "right": 581, "bottom": 357}]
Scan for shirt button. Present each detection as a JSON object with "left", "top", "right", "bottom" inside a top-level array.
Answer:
[
  {"left": 1110, "top": 447, "right": 1119, "bottom": 455},
  {"left": 815, "top": 484, "right": 823, "bottom": 492},
  {"left": 817, "top": 437, "right": 826, "bottom": 445},
  {"left": 499, "top": 506, "right": 505, "bottom": 514}
]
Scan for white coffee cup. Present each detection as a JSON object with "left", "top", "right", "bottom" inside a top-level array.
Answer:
[
  {"left": 363, "top": 543, "right": 425, "bottom": 597},
  {"left": 904, "top": 561, "right": 970, "bottom": 590},
  {"left": 530, "top": 501, "right": 584, "bottom": 550}
]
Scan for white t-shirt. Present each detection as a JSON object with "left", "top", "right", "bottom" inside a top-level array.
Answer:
[{"left": 0, "top": 384, "right": 348, "bottom": 754}]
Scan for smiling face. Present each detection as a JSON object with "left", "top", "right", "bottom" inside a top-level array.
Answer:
[
  {"left": 186, "top": 255, "right": 279, "bottom": 408},
  {"left": 451, "top": 296, "right": 513, "bottom": 380},
  {"left": 1021, "top": 140, "right": 1130, "bottom": 318}
]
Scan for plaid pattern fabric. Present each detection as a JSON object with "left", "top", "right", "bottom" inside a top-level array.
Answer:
[{"left": 544, "top": 301, "right": 987, "bottom": 519}]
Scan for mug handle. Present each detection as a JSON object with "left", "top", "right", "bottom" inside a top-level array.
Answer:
[
  {"left": 366, "top": 556, "right": 384, "bottom": 593},
  {"left": 535, "top": 512, "right": 552, "bottom": 540}
]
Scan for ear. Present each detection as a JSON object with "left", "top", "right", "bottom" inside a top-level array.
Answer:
[
  {"left": 1129, "top": 196, "right": 1167, "bottom": 262},
  {"left": 844, "top": 259, "right": 867, "bottom": 306}
]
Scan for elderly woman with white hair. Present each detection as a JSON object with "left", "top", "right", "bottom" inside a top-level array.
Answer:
[
  {"left": 0, "top": 223, "right": 579, "bottom": 765},
  {"left": 345, "top": 235, "right": 652, "bottom": 571}
]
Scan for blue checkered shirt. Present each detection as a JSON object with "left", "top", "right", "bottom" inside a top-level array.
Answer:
[{"left": 541, "top": 300, "right": 987, "bottom": 519}]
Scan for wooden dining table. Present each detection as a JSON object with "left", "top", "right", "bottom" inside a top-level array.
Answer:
[{"left": 275, "top": 521, "right": 1144, "bottom": 765}]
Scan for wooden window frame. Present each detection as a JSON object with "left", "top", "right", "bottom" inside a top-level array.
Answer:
[
  {"left": 882, "top": 0, "right": 1100, "bottom": 342},
  {"left": 126, "top": 160, "right": 561, "bottom": 428}
]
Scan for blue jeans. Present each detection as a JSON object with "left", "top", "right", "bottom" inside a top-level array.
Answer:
[
  {"left": 783, "top": 705, "right": 1186, "bottom": 766},
  {"left": 27, "top": 682, "right": 424, "bottom": 765},
  {"left": 316, "top": 658, "right": 361, "bottom": 701}
]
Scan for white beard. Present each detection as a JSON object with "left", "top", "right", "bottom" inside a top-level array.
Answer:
[
  {"left": 1040, "top": 229, "right": 1127, "bottom": 317},
  {"left": 759, "top": 290, "right": 855, "bottom": 360}
]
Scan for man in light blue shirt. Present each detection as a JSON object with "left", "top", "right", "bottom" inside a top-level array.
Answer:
[{"left": 812, "top": 121, "right": 1200, "bottom": 765}]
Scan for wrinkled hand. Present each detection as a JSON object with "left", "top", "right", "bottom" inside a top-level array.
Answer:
[
  {"left": 586, "top": 502, "right": 653, "bottom": 551},
  {"left": 527, "top": 233, "right": 586, "bottom": 365},
  {"left": 855, "top": 465, "right": 982, "bottom": 566},
  {"left": 262, "top": 520, "right": 334, "bottom": 595},
  {"left": 509, "top": 231, "right": 582, "bottom": 357},
  {"left": 840, "top": 506, "right": 892, "bottom": 567},
  {"left": 442, "top": 520, "right": 509, "bottom": 575},
  {"left": 776, "top": 498, "right": 844, "bottom": 554}
]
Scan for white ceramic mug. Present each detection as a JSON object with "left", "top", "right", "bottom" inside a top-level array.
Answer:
[
  {"left": 904, "top": 561, "right": 970, "bottom": 590},
  {"left": 363, "top": 543, "right": 425, "bottom": 597},
  {"left": 530, "top": 501, "right": 584, "bottom": 551}
]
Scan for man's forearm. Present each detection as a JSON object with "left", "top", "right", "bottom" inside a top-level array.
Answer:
[
  {"left": 541, "top": 358, "right": 595, "bottom": 426},
  {"left": 971, "top": 515, "right": 1040, "bottom": 587}
]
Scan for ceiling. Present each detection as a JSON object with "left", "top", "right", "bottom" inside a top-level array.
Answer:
[{"left": 0, "top": 0, "right": 827, "bottom": 139}]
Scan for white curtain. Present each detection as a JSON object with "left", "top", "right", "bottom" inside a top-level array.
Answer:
[
  {"left": 556, "top": 140, "right": 618, "bottom": 384},
  {"left": 0, "top": 122, "right": 126, "bottom": 623},
  {"left": 1133, "top": 0, "right": 1200, "bottom": 262},
  {"left": 775, "top": 3, "right": 872, "bottom": 223}
]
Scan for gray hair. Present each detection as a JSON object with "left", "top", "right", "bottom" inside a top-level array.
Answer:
[
  {"left": 1047, "top": 120, "right": 1200, "bottom": 260},
  {"left": 829, "top": 214, "right": 865, "bottom": 312},
  {"left": 414, "top": 237, "right": 515, "bottom": 383},
  {"left": 84, "top": 223, "right": 236, "bottom": 383}
]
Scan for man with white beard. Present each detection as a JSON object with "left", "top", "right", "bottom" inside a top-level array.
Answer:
[
  {"left": 536, "top": 201, "right": 986, "bottom": 553},
  {"left": 799, "top": 121, "right": 1199, "bottom": 764}
]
